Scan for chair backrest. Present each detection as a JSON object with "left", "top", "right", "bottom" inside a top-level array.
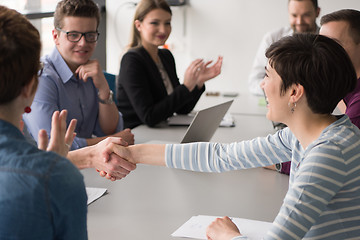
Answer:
[{"left": 103, "top": 71, "right": 117, "bottom": 105}]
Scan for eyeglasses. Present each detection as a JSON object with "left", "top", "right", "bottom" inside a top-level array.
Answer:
[{"left": 56, "top": 27, "right": 100, "bottom": 43}]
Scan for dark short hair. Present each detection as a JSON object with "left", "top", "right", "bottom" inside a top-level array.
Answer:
[
  {"left": 0, "top": 5, "right": 41, "bottom": 104},
  {"left": 129, "top": 0, "right": 172, "bottom": 48},
  {"left": 321, "top": 9, "right": 360, "bottom": 44},
  {"left": 266, "top": 33, "right": 357, "bottom": 114},
  {"left": 54, "top": 0, "right": 100, "bottom": 29},
  {"left": 288, "top": 0, "right": 318, "bottom": 10}
]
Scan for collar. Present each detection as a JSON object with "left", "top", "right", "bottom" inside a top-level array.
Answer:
[
  {"left": 49, "top": 47, "right": 75, "bottom": 84},
  {"left": 0, "top": 119, "right": 25, "bottom": 142}
]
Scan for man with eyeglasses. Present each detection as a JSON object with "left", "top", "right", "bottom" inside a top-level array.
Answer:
[{"left": 24, "top": 0, "right": 134, "bottom": 155}]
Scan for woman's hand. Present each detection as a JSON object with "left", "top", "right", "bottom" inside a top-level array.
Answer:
[
  {"left": 197, "top": 56, "right": 223, "bottom": 88},
  {"left": 183, "top": 59, "right": 205, "bottom": 91},
  {"left": 38, "top": 110, "right": 77, "bottom": 157},
  {"left": 206, "top": 216, "right": 242, "bottom": 240}
]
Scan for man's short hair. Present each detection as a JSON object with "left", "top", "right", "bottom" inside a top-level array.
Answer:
[
  {"left": 288, "top": 0, "right": 318, "bottom": 10},
  {"left": 0, "top": 5, "right": 41, "bottom": 104},
  {"left": 266, "top": 33, "right": 356, "bottom": 114},
  {"left": 321, "top": 9, "right": 360, "bottom": 44},
  {"left": 54, "top": 0, "right": 100, "bottom": 29}
]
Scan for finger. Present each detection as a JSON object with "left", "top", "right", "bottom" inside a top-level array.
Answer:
[
  {"left": 59, "top": 109, "right": 68, "bottom": 134},
  {"left": 65, "top": 119, "right": 77, "bottom": 146},
  {"left": 102, "top": 138, "right": 129, "bottom": 162},
  {"left": 49, "top": 111, "right": 61, "bottom": 144},
  {"left": 37, "top": 129, "right": 48, "bottom": 150},
  {"left": 203, "top": 60, "right": 213, "bottom": 68}
]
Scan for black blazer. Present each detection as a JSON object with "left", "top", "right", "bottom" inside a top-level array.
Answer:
[{"left": 117, "top": 47, "right": 205, "bottom": 129}]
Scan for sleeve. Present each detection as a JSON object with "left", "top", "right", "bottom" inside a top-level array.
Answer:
[
  {"left": 165, "top": 129, "right": 293, "bottom": 172},
  {"left": 248, "top": 32, "right": 273, "bottom": 96},
  {"left": 345, "top": 94, "right": 360, "bottom": 129},
  {"left": 265, "top": 144, "right": 347, "bottom": 239},
  {"left": 48, "top": 157, "right": 88, "bottom": 240},
  {"left": 161, "top": 49, "right": 205, "bottom": 115},
  {"left": 22, "top": 74, "right": 87, "bottom": 150},
  {"left": 119, "top": 51, "right": 204, "bottom": 127}
]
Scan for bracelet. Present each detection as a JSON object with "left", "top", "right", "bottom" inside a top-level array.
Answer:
[{"left": 98, "top": 90, "right": 114, "bottom": 104}]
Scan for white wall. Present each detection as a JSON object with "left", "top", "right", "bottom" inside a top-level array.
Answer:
[{"left": 106, "top": 0, "right": 360, "bottom": 93}]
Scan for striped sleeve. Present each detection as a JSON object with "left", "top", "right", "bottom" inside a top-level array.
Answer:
[{"left": 165, "top": 129, "right": 293, "bottom": 172}]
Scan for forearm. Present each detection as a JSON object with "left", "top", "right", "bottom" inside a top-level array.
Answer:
[
  {"left": 98, "top": 102, "right": 120, "bottom": 134},
  {"left": 67, "top": 146, "right": 95, "bottom": 169},
  {"left": 128, "top": 144, "right": 166, "bottom": 166},
  {"left": 86, "top": 135, "right": 106, "bottom": 146}
]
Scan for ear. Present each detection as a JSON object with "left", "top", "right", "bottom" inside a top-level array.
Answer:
[
  {"left": 289, "top": 83, "right": 304, "bottom": 103},
  {"left": 21, "top": 77, "right": 37, "bottom": 99},
  {"left": 316, "top": 7, "right": 321, "bottom": 18},
  {"left": 134, "top": 20, "right": 141, "bottom": 32},
  {"left": 52, "top": 28, "right": 60, "bottom": 45}
]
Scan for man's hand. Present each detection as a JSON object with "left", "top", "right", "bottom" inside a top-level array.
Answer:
[
  {"left": 75, "top": 59, "right": 109, "bottom": 97},
  {"left": 90, "top": 137, "right": 136, "bottom": 181},
  {"left": 112, "top": 128, "right": 135, "bottom": 145}
]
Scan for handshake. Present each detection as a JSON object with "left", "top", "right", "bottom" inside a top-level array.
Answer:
[{"left": 34, "top": 110, "right": 137, "bottom": 181}]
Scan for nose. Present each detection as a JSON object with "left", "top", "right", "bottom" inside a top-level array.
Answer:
[
  {"left": 158, "top": 24, "right": 165, "bottom": 33},
  {"left": 77, "top": 35, "right": 87, "bottom": 46},
  {"left": 260, "top": 79, "right": 265, "bottom": 90},
  {"left": 296, "top": 16, "right": 304, "bottom": 25}
]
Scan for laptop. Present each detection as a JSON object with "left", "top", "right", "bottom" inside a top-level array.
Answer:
[{"left": 171, "top": 100, "right": 234, "bottom": 143}]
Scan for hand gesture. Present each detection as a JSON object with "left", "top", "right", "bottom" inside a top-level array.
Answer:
[
  {"left": 197, "top": 56, "right": 223, "bottom": 87},
  {"left": 206, "top": 216, "right": 241, "bottom": 240},
  {"left": 38, "top": 110, "right": 77, "bottom": 157},
  {"left": 183, "top": 59, "right": 205, "bottom": 91},
  {"left": 75, "top": 59, "right": 110, "bottom": 97},
  {"left": 92, "top": 137, "right": 136, "bottom": 181}
]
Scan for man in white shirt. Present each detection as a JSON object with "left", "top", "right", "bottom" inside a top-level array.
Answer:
[{"left": 248, "top": 0, "right": 320, "bottom": 95}]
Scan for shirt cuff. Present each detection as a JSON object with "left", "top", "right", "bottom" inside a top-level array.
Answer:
[
  {"left": 71, "top": 137, "right": 87, "bottom": 150},
  {"left": 115, "top": 111, "right": 124, "bottom": 132}
]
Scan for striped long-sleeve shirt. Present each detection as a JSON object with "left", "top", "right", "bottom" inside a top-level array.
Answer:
[{"left": 165, "top": 115, "right": 360, "bottom": 239}]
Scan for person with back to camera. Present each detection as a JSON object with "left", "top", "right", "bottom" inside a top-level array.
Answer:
[
  {"left": 103, "top": 33, "right": 360, "bottom": 239},
  {"left": 0, "top": 5, "right": 87, "bottom": 239},
  {"left": 23, "top": 0, "right": 134, "bottom": 151},
  {"left": 248, "top": 0, "right": 320, "bottom": 96},
  {"left": 116, "top": 0, "right": 223, "bottom": 129}
]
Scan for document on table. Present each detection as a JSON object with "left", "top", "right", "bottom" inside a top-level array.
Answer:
[
  {"left": 86, "top": 187, "right": 107, "bottom": 205},
  {"left": 171, "top": 215, "right": 273, "bottom": 239}
]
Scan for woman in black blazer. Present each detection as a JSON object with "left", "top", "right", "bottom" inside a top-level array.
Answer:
[{"left": 117, "top": 0, "right": 223, "bottom": 129}]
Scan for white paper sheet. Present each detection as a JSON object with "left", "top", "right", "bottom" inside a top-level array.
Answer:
[
  {"left": 86, "top": 187, "right": 107, "bottom": 205},
  {"left": 171, "top": 215, "right": 273, "bottom": 239}
]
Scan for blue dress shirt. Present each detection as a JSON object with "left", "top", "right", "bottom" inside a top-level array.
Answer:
[
  {"left": 0, "top": 119, "right": 87, "bottom": 239},
  {"left": 23, "top": 47, "right": 124, "bottom": 150}
]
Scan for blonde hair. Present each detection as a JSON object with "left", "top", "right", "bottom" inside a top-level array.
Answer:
[{"left": 128, "top": 0, "right": 171, "bottom": 49}]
